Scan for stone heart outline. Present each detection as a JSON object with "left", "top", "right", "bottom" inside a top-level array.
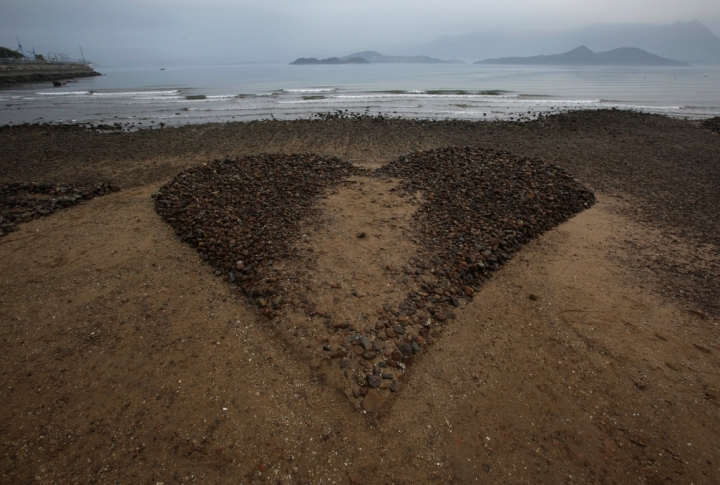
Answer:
[{"left": 154, "top": 147, "right": 595, "bottom": 412}]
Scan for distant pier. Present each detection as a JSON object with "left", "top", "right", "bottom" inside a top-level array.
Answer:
[{"left": 0, "top": 60, "right": 101, "bottom": 86}]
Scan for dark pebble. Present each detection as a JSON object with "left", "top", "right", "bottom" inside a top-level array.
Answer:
[
  {"left": 363, "top": 350, "right": 377, "bottom": 360},
  {"left": 358, "top": 336, "right": 372, "bottom": 351},
  {"left": 367, "top": 375, "right": 381, "bottom": 388}
]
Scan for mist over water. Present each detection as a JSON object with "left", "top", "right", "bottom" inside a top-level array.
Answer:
[{"left": 1, "top": 63, "right": 719, "bottom": 126}]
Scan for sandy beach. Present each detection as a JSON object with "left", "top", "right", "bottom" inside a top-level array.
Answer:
[{"left": 1, "top": 110, "right": 719, "bottom": 483}]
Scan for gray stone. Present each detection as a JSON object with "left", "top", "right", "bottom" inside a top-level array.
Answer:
[
  {"left": 367, "top": 374, "right": 382, "bottom": 388},
  {"left": 363, "top": 351, "right": 377, "bottom": 360},
  {"left": 359, "top": 336, "right": 373, "bottom": 351}
]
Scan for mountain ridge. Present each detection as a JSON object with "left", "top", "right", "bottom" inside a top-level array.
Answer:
[
  {"left": 340, "top": 51, "right": 463, "bottom": 64},
  {"left": 290, "top": 57, "right": 369, "bottom": 65},
  {"left": 396, "top": 20, "right": 720, "bottom": 64},
  {"left": 290, "top": 51, "right": 462, "bottom": 65},
  {"left": 476, "top": 45, "right": 690, "bottom": 66}
]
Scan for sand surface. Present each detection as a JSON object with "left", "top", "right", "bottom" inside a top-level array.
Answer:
[{"left": 1, "top": 111, "right": 719, "bottom": 483}]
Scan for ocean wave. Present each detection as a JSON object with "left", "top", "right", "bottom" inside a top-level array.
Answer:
[
  {"left": 330, "top": 93, "right": 522, "bottom": 101},
  {"left": 36, "top": 90, "right": 181, "bottom": 99},
  {"left": 91, "top": 90, "right": 182, "bottom": 98},
  {"left": 282, "top": 88, "right": 337, "bottom": 93},
  {"left": 273, "top": 95, "right": 604, "bottom": 107},
  {"left": 36, "top": 91, "right": 91, "bottom": 96},
  {"left": 604, "top": 103, "right": 682, "bottom": 111}
]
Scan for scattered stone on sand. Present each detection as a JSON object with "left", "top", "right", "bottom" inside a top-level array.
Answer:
[
  {"left": 0, "top": 182, "right": 119, "bottom": 237},
  {"left": 362, "top": 389, "right": 384, "bottom": 412}
]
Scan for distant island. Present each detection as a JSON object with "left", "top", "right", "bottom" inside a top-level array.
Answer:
[
  {"left": 290, "top": 57, "right": 369, "bottom": 65},
  {"left": 291, "top": 51, "right": 463, "bottom": 65},
  {"left": 475, "top": 46, "right": 690, "bottom": 66}
]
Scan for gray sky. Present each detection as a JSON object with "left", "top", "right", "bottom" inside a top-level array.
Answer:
[{"left": 3, "top": 0, "right": 719, "bottom": 65}]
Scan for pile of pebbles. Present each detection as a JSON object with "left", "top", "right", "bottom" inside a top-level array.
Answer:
[
  {"left": 375, "top": 146, "right": 595, "bottom": 310},
  {"left": 348, "top": 147, "right": 596, "bottom": 399},
  {"left": 154, "top": 154, "right": 360, "bottom": 315},
  {"left": 702, "top": 116, "right": 720, "bottom": 135},
  {"left": 155, "top": 148, "right": 595, "bottom": 410},
  {"left": 337, "top": 148, "right": 595, "bottom": 409},
  {"left": 0, "top": 182, "right": 120, "bottom": 237}
]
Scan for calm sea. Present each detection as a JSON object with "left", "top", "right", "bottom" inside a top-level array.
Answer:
[{"left": 1, "top": 63, "right": 719, "bottom": 126}]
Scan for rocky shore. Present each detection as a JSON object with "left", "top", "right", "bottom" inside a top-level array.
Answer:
[
  {"left": 2, "top": 110, "right": 717, "bottom": 314},
  {"left": 0, "top": 182, "right": 119, "bottom": 237},
  {"left": 1, "top": 110, "right": 719, "bottom": 483}
]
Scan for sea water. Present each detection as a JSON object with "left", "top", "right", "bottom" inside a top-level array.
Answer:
[{"left": 1, "top": 63, "right": 719, "bottom": 126}]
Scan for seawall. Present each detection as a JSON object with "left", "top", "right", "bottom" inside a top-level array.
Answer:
[{"left": 0, "top": 62, "right": 101, "bottom": 87}]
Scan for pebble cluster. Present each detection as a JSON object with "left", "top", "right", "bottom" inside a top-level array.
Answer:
[
  {"left": 702, "top": 116, "right": 720, "bottom": 134},
  {"left": 154, "top": 154, "right": 360, "bottom": 315},
  {"left": 376, "top": 146, "right": 595, "bottom": 305},
  {"left": 0, "top": 182, "right": 120, "bottom": 237},
  {"left": 154, "top": 148, "right": 595, "bottom": 410},
  {"left": 350, "top": 147, "right": 596, "bottom": 394}
]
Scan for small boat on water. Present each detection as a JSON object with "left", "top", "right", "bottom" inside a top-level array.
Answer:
[{"left": 52, "top": 80, "right": 67, "bottom": 87}]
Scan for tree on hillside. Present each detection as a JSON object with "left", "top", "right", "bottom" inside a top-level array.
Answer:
[{"left": 0, "top": 46, "right": 24, "bottom": 59}]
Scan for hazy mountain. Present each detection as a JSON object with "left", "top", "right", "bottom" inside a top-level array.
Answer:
[
  {"left": 477, "top": 46, "right": 690, "bottom": 66},
  {"left": 290, "top": 57, "right": 369, "bottom": 65},
  {"left": 339, "top": 51, "right": 463, "bottom": 64},
  {"left": 407, "top": 20, "right": 720, "bottom": 64}
]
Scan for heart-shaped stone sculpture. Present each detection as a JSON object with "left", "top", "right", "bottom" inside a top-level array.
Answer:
[{"left": 155, "top": 147, "right": 595, "bottom": 411}]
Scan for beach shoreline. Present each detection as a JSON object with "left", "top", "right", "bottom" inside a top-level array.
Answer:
[{"left": 1, "top": 110, "right": 719, "bottom": 483}]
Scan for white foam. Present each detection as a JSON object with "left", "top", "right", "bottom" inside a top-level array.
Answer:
[
  {"left": 330, "top": 93, "right": 523, "bottom": 101},
  {"left": 90, "top": 90, "right": 180, "bottom": 98},
  {"left": 283, "top": 88, "right": 336, "bottom": 93},
  {"left": 34, "top": 90, "right": 182, "bottom": 100},
  {"left": 36, "top": 91, "right": 90, "bottom": 96}
]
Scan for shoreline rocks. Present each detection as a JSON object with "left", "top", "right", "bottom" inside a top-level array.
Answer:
[{"left": 0, "top": 182, "right": 119, "bottom": 237}]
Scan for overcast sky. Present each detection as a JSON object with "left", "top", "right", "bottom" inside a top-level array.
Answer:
[{"left": 3, "top": 0, "right": 719, "bottom": 65}]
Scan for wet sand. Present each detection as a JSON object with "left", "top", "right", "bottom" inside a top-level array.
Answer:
[{"left": 1, "top": 111, "right": 719, "bottom": 483}]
